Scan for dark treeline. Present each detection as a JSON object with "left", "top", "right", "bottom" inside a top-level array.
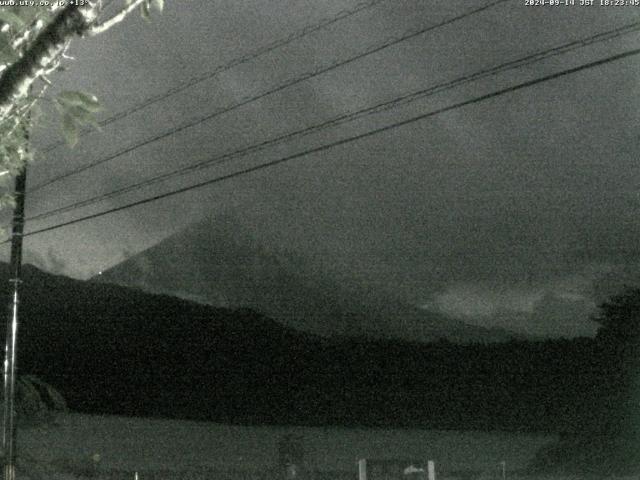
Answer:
[{"left": 0, "top": 264, "right": 619, "bottom": 437}]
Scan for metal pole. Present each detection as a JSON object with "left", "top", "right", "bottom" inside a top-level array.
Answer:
[{"left": 2, "top": 167, "right": 27, "bottom": 480}]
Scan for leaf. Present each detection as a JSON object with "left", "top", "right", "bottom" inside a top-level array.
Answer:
[
  {"left": 62, "top": 113, "right": 79, "bottom": 147},
  {"left": 56, "top": 100, "right": 101, "bottom": 127},
  {"left": 55, "top": 91, "right": 103, "bottom": 142},
  {"left": 56, "top": 91, "right": 102, "bottom": 112},
  {"left": 150, "top": 0, "right": 164, "bottom": 13},
  {"left": 65, "top": 104, "right": 96, "bottom": 123},
  {"left": 0, "top": 9, "right": 25, "bottom": 29},
  {"left": 140, "top": 0, "right": 151, "bottom": 21}
]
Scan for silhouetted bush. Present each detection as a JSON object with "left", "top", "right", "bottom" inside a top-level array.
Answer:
[{"left": 0, "top": 374, "right": 67, "bottom": 427}]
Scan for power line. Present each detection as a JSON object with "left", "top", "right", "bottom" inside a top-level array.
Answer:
[
  {"left": 14, "top": 45, "right": 640, "bottom": 242},
  {"left": 26, "top": 19, "right": 640, "bottom": 224},
  {"left": 30, "top": 0, "right": 509, "bottom": 192},
  {"left": 39, "top": 0, "right": 387, "bottom": 155}
]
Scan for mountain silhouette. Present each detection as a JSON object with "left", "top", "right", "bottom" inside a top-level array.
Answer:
[
  {"left": 0, "top": 262, "right": 592, "bottom": 431},
  {"left": 0, "top": 262, "right": 328, "bottom": 422},
  {"left": 97, "top": 213, "right": 517, "bottom": 343}
]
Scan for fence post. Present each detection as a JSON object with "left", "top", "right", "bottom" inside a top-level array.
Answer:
[
  {"left": 278, "top": 434, "right": 304, "bottom": 480},
  {"left": 358, "top": 459, "right": 367, "bottom": 480}
]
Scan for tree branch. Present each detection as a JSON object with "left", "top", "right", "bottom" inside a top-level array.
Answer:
[
  {"left": 87, "top": 0, "right": 146, "bottom": 36},
  {"left": 0, "top": 4, "right": 98, "bottom": 122}
]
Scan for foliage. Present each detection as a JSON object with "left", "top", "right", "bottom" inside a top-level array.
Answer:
[
  {"left": 530, "top": 287, "right": 640, "bottom": 474},
  {"left": 0, "top": 374, "right": 67, "bottom": 427},
  {"left": 0, "top": 6, "right": 60, "bottom": 172},
  {"left": 593, "top": 287, "right": 640, "bottom": 346},
  {"left": 0, "top": 1, "right": 163, "bottom": 188}
]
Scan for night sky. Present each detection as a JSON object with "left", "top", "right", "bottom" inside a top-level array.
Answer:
[{"left": 3, "top": 0, "right": 640, "bottom": 338}]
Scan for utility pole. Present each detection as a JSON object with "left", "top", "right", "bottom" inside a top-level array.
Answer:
[{"left": 2, "top": 167, "right": 27, "bottom": 480}]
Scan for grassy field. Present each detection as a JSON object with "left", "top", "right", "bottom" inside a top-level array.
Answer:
[{"left": 15, "top": 413, "right": 555, "bottom": 476}]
